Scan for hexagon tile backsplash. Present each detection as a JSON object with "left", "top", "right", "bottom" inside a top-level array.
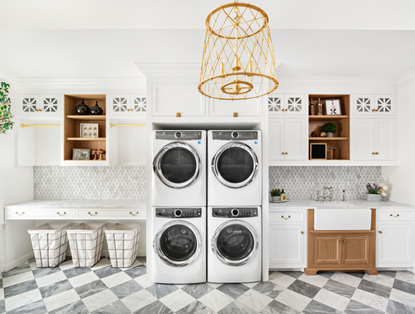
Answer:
[{"left": 34, "top": 166, "right": 382, "bottom": 200}]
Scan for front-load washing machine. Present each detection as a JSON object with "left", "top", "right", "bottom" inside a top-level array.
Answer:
[
  {"left": 152, "top": 207, "right": 206, "bottom": 284},
  {"left": 208, "top": 130, "right": 261, "bottom": 206},
  {"left": 207, "top": 206, "right": 261, "bottom": 283},
  {"left": 152, "top": 130, "right": 206, "bottom": 206}
]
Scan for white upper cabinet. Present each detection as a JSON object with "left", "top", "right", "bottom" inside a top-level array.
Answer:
[
  {"left": 269, "top": 118, "right": 285, "bottom": 162},
  {"left": 109, "top": 94, "right": 146, "bottom": 117},
  {"left": 208, "top": 97, "right": 263, "bottom": 117},
  {"left": 269, "top": 94, "right": 306, "bottom": 116},
  {"left": 375, "top": 119, "right": 396, "bottom": 161},
  {"left": 19, "top": 95, "right": 61, "bottom": 116},
  {"left": 354, "top": 94, "right": 395, "bottom": 116}
]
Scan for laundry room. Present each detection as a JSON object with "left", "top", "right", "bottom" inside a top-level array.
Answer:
[{"left": 1, "top": 1, "right": 415, "bottom": 313}]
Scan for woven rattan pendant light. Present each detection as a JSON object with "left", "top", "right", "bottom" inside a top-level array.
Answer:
[{"left": 198, "top": 0, "right": 278, "bottom": 100}]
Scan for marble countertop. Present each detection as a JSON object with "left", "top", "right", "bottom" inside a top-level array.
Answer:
[
  {"left": 4, "top": 199, "right": 147, "bottom": 209},
  {"left": 269, "top": 199, "right": 415, "bottom": 210}
]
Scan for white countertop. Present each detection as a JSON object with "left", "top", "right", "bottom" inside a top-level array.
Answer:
[
  {"left": 4, "top": 199, "right": 147, "bottom": 209},
  {"left": 269, "top": 199, "right": 415, "bottom": 210}
]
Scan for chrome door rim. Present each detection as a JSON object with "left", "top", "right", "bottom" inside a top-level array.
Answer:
[
  {"left": 153, "top": 220, "right": 202, "bottom": 267},
  {"left": 211, "top": 142, "right": 259, "bottom": 188},
  {"left": 153, "top": 142, "right": 201, "bottom": 189},
  {"left": 211, "top": 219, "right": 258, "bottom": 266}
]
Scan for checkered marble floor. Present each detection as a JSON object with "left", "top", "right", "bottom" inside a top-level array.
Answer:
[{"left": 1, "top": 258, "right": 415, "bottom": 314}]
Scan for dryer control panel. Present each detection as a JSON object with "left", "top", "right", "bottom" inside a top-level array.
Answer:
[
  {"left": 155, "top": 131, "right": 202, "bottom": 140},
  {"left": 212, "top": 207, "right": 258, "bottom": 218},
  {"left": 212, "top": 131, "right": 258, "bottom": 140},
  {"left": 155, "top": 208, "right": 202, "bottom": 218}
]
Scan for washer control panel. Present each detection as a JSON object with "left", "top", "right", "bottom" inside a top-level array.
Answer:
[
  {"left": 212, "top": 207, "right": 258, "bottom": 218},
  {"left": 155, "top": 131, "right": 202, "bottom": 140},
  {"left": 156, "top": 208, "right": 202, "bottom": 218},
  {"left": 212, "top": 131, "right": 258, "bottom": 140}
]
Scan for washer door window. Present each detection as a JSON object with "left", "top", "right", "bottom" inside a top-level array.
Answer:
[
  {"left": 154, "top": 221, "right": 202, "bottom": 267},
  {"left": 212, "top": 220, "right": 258, "bottom": 266},
  {"left": 212, "top": 142, "right": 259, "bottom": 188},
  {"left": 154, "top": 142, "right": 201, "bottom": 189}
]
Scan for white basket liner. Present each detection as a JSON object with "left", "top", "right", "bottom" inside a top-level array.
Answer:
[
  {"left": 105, "top": 223, "right": 141, "bottom": 268},
  {"left": 67, "top": 223, "right": 106, "bottom": 268},
  {"left": 28, "top": 223, "right": 72, "bottom": 268}
]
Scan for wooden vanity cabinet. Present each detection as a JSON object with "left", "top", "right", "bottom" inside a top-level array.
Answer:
[{"left": 305, "top": 209, "right": 377, "bottom": 275}]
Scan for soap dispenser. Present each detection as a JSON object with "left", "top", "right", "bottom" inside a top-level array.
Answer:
[{"left": 280, "top": 189, "right": 286, "bottom": 201}]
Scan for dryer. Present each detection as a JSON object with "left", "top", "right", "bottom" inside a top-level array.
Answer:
[
  {"left": 152, "top": 207, "right": 206, "bottom": 284},
  {"left": 207, "top": 206, "right": 261, "bottom": 283},
  {"left": 152, "top": 130, "right": 206, "bottom": 206},
  {"left": 208, "top": 130, "right": 261, "bottom": 206}
]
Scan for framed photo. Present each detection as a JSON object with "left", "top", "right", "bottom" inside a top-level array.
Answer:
[
  {"left": 325, "top": 99, "right": 342, "bottom": 115},
  {"left": 310, "top": 143, "right": 327, "bottom": 160},
  {"left": 73, "top": 148, "right": 90, "bottom": 160},
  {"left": 80, "top": 123, "right": 99, "bottom": 138}
]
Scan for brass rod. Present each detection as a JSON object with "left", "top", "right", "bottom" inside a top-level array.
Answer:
[
  {"left": 110, "top": 123, "right": 146, "bottom": 128},
  {"left": 20, "top": 124, "right": 60, "bottom": 128}
]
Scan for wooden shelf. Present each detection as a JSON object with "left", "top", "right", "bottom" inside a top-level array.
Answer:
[
  {"left": 67, "top": 137, "right": 106, "bottom": 141},
  {"left": 66, "top": 115, "right": 106, "bottom": 120},
  {"left": 309, "top": 115, "right": 349, "bottom": 119},
  {"left": 309, "top": 137, "right": 348, "bottom": 141}
]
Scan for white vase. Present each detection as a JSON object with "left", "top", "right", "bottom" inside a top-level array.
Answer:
[
  {"left": 271, "top": 196, "right": 279, "bottom": 202},
  {"left": 366, "top": 194, "right": 381, "bottom": 202}
]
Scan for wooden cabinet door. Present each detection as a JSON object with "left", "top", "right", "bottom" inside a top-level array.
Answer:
[
  {"left": 375, "top": 119, "right": 396, "bottom": 161},
  {"left": 314, "top": 235, "right": 341, "bottom": 265},
  {"left": 375, "top": 95, "right": 395, "bottom": 116},
  {"left": 284, "top": 119, "right": 306, "bottom": 161},
  {"left": 353, "top": 119, "right": 375, "bottom": 161},
  {"left": 269, "top": 223, "right": 305, "bottom": 267},
  {"left": 377, "top": 224, "right": 413, "bottom": 266},
  {"left": 341, "top": 235, "right": 370, "bottom": 265},
  {"left": 269, "top": 118, "right": 285, "bottom": 163}
]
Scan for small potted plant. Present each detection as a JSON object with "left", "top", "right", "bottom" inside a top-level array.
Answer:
[
  {"left": 366, "top": 183, "right": 381, "bottom": 202},
  {"left": 270, "top": 189, "right": 281, "bottom": 202},
  {"left": 321, "top": 123, "right": 337, "bottom": 138}
]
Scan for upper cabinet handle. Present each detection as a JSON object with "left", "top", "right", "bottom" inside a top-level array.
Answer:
[{"left": 390, "top": 214, "right": 400, "bottom": 218}]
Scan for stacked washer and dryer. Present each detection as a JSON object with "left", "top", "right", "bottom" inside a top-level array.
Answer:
[{"left": 151, "top": 130, "right": 262, "bottom": 284}]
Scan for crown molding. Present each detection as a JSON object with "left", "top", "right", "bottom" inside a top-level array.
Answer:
[
  {"left": 277, "top": 76, "right": 397, "bottom": 88},
  {"left": 15, "top": 77, "right": 146, "bottom": 87},
  {"left": 397, "top": 69, "right": 415, "bottom": 87},
  {"left": 135, "top": 63, "right": 201, "bottom": 78}
]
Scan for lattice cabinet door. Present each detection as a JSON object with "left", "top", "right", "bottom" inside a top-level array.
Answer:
[
  {"left": 40, "top": 95, "right": 60, "bottom": 115},
  {"left": 109, "top": 95, "right": 130, "bottom": 115},
  {"left": 354, "top": 95, "right": 374, "bottom": 116},
  {"left": 285, "top": 94, "right": 306, "bottom": 115},
  {"left": 19, "top": 95, "right": 39, "bottom": 116},
  {"left": 268, "top": 95, "right": 285, "bottom": 116},
  {"left": 130, "top": 95, "right": 147, "bottom": 116},
  {"left": 375, "top": 95, "right": 395, "bottom": 116}
]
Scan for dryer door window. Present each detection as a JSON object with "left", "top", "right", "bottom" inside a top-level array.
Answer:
[
  {"left": 212, "top": 142, "right": 259, "bottom": 188},
  {"left": 212, "top": 220, "right": 258, "bottom": 266},
  {"left": 154, "top": 142, "right": 201, "bottom": 189},
  {"left": 155, "top": 221, "right": 202, "bottom": 267}
]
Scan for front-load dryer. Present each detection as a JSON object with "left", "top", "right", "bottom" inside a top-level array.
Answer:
[
  {"left": 152, "top": 130, "right": 206, "bottom": 206},
  {"left": 207, "top": 206, "right": 261, "bottom": 283},
  {"left": 152, "top": 207, "right": 206, "bottom": 284},
  {"left": 208, "top": 130, "right": 261, "bottom": 206}
]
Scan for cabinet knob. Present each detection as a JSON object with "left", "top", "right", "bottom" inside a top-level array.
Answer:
[
  {"left": 88, "top": 211, "right": 98, "bottom": 216},
  {"left": 375, "top": 152, "right": 379, "bottom": 155},
  {"left": 176, "top": 112, "right": 181, "bottom": 117},
  {"left": 379, "top": 231, "right": 383, "bottom": 234},
  {"left": 390, "top": 214, "right": 400, "bottom": 218},
  {"left": 56, "top": 212, "right": 66, "bottom": 216},
  {"left": 130, "top": 211, "right": 139, "bottom": 216},
  {"left": 15, "top": 212, "right": 25, "bottom": 216},
  {"left": 372, "top": 109, "right": 375, "bottom": 112},
  {"left": 300, "top": 231, "right": 304, "bottom": 234},
  {"left": 285, "top": 152, "right": 288, "bottom": 155},
  {"left": 372, "top": 152, "right": 375, "bottom": 155}
]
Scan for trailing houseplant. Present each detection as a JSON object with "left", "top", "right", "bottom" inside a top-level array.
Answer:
[
  {"left": 366, "top": 183, "right": 382, "bottom": 202},
  {"left": 270, "top": 188, "right": 281, "bottom": 202},
  {"left": 321, "top": 122, "right": 337, "bottom": 137}
]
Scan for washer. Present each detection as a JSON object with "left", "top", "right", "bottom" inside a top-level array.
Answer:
[
  {"left": 152, "top": 130, "right": 206, "bottom": 206},
  {"left": 207, "top": 206, "right": 261, "bottom": 283},
  {"left": 152, "top": 207, "right": 206, "bottom": 284},
  {"left": 208, "top": 130, "right": 261, "bottom": 206}
]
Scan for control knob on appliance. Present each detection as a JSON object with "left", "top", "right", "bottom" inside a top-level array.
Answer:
[
  {"left": 231, "top": 209, "right": 240, "bottom": 217},
  {"left": 174, "top": 209, "right": 183, "bottom": 217},
  {"left": 231, "top": 131, "right": 239, "bottom": 139},
  {"left": 174, "top": 131, "right": 183, "bottom": 139}
]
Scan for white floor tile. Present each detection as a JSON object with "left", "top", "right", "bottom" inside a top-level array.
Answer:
[
  {"left": 363, "top": 273, "right": 395, "bottom": 288},
  {"left": 5, "top": 289, "right": 42, "bottom": 312},
  {"left": 0, "top": 288, "right": 4, "bottom": 300},
  {"left": 237, "top": 289, "right": 273, "bottom": 312},
  {"left": 390, "top": 288, "right": 415, "bottom": 308},
  {"left": 314, "top": 288, "right": 350, "bottom": 312},
  {"left": 275, "top": 289, "right": 312, "bottom": 312},
  {"left": 3, "top": 271, "right": 35, "bottom": 287},
  {"left": 82, "top": 289, "right": 119, "bottom": 312},
  {"left": 91, "top": 258, "right": 111, "bottom": 270},
  {"left": 58, "top": 260, "right": 75, "bottom": 271},
  {"left": 298, "top": 273, "right": 329, "bottom": 288},
  {"left": 331, "top": 273, "right": 362, "bottom": 288},
  {"left": 134, "top": 274, "right": 154, "bottom": 288},
  {"left": 243, "top": 281, "right": 260, "bottom": 288},
  {"left": 43, "top": 289, "right": 80, "bottom": 312},
  {"left": 396, "top": 271, "right": 415, "bottom": 284},
  {"left": 35, "top": 271, "right": 67, "bottom": 288},
  {"left": 160, "top": 289, "right": 196, "bottom": 312},
  {"left": 29, "top": 262, "right": 37, "bottom": 271},
  {"left": 351, "top": 289, "right": 388, "bottom": 311},
  {"left": 68, "top": 272, "right": 100, "bottom": 288},
  {"left": 100, "top": 272, "right": 131, "bottom": 288},
  {"left": 269, "top": 272, "right": 297, "bottom": 288},
  {"left": 121, "top": 289, "right": 157, "bottom": 312},
  {"left": 198, "top": 289, "right": 234, "bottom": 312}
]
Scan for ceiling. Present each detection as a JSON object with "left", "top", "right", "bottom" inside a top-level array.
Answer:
[{"left": 1, "top": 1, "right": 415, "bottom": 79}]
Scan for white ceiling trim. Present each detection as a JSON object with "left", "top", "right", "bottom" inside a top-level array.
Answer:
[
  {"left": 15, "top": 77, "right": 146, "bottom": 87},
  {"left": 397, "top": 69, "right": 415, "bottom": 87}
]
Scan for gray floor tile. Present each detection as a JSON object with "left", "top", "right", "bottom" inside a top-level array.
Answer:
[
  {"left": 175, "top": 300, "right": 213, "bottom": 314},
  {"left": 0, "top": 278, "right": 2, "bottom": 289},
  {"left": 393, "top": 278, "right": 415, "bottom": 296},
  {"left": 323, "top": 279, "right": 356, "bottom": 299},
  {"left": 39, "top": 279, "right": 73, "bottom": 298},
  {"left": 147, "top": 283, "right": 178, "bottom": 299},
  {"left": 93, "top": 265, "right": 122, "bottom": 278},
  {"left": 280, "top": 271, "right": 303, "bottom": 279},
  {"left": 379, "top": 271, "right": 397, "bottom": 279},
  {"left": 111, "top": 279, "right": 143, "bottom": 299},
  {"left": 319, "top": 272, "right": 335, "bottom": 279},
  {"left": 6, "top": 299, "right": 47, "bottom": 314},
  {"left": 123, "top": 265, "right": 146, "bottom": 279},
  {"left": 74, "top": 279, "right": 108, "bottom": 299},
  {"left": 1, "top": 263, "right": 31, "bottom": 278},
  {"left": 344, "top": 300, "right": 385, "bottom": 314},
  {"left": 33, "top": 267, "right": 62, "bottom": 278},
  {"left": 63, "top": 267, "right": 92, "bottom": 279},
  {"left": 92, "top": 300, "right": 131, "bottom": 314},
  {"left": 260, "top": 300, "right": 300, "bottom": 314},
  {"left": 0, "top": 299, "right": 4, "bottom": 314},
  {"left": 303, "top": 300, "right": 342, "bottom": 314},
  {"left": 386, "top": 299, "right": 415, "bottom": 314},
  {"left": 4, "top": 279, "right": 38, "bottom": 298},
  {"left": 28, "top": 257, "right": 36, "bottom": 263},
  {"left": 182, "top": 283, "right": 214, "bottom": 299},
  {"left": 343, "top": 272, "right": 365, "bottom": 279},
  {"left": 133, "top": 300, "right": 172, "bottom": 314},
  {"left": 217, "top": 283, "right": 250, "bottom": 299},
  {"left": 49, "top": 299, "right": 89, "bottom": 314},
  {"left": 253, "top": 281, "right": 284, "bottom": 299},
  {"left": 358, "top": 279, "right": 392, "bottom": 298},
  {"left": 288, "top": 279, "right": 320, "bottom": 298},
  {"left": 219, "top": 300, "right": 257, "bottom": 314}
]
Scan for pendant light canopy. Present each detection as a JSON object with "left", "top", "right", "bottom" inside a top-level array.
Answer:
[{"left": 198, "top": 0, "right": 278, "bottom": 100}]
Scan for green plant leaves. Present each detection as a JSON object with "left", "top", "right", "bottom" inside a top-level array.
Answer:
[{"left": 0, "top": 82, "right": 14, "bottom": 134}]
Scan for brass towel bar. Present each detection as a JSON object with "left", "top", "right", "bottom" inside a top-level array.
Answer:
[
  {"left": 110, "top": 123, "right": 146, "bottom": 128},
  {"left": 21, "top": 124, "right": 61, "bottom": 128}
]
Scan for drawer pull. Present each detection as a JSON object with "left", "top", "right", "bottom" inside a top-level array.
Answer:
[
  {"left": 300, "top": 231, "right": 304, "bottom": 234},
  {"left": 379, "top": 231, "right": 383, "bottom": 234},
  {"left": 281, "top": 215, "right": 291, "bottom": 220},
  {"left": 88, "top": 212, "right": 98, "bottom": 216},
  {"left": 339, "top": 240, "right": 346, "bottom": 243},
  {"left": 390, "top": 214, "right": 400, "bottom": 218},
  {"left": 56, "top": 212, "right": 66, "bottom": 216},
  {"left": 15, "top": 212, "right": 25, "bottom": 216},
  {"left": 130, "top": 211, "right": 139, "bottom": 216}
]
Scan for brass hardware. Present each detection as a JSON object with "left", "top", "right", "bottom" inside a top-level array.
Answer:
[
  {"left": 375, "top": 109, "right": 379, "bottom": 112},
  {"left": 372, "top": 109, "right": 375, "bottom": 112},
  {"left": 300, "top": 231, "right": 304, "bottom": 234},
  {"left": 39, "top": 109, "right": 42, "bottom": 112},
  {"left": 379, "top": 231, "right": 383, "bottom": 234},
  {"left": 21, "top": 124, "right": 60, "bottom": 128},
  {"left": 285, "top": 152, "right": 288, "bottom": 155},
  {"left": 390, "top": 214, "right": 400, "bottom": 218},
  {"left": 176, "top": 112, "right": 181, "bottom": 117},
  {"left": 15, "top": 212, "right": 25, "bottom": 216},
  {"left": 339, "top": 240, "right": 346, "bottom": 243},
  {"left": 110, "top": 123, "right": 146, "bottom": 128},
  {"left": 130, "top": 211, "right": 139, "bottom": 216},
  {"left": 344, "top": 240, "right": 346, "bottom": 243},
  {"left": 281, "top": 152, "right": 284, "bottom": 155},
  {"left": 233, "top": 112, "right": 239, "bottom": 117},
  {"left": 88, "top": 212, "right": 98, "bottom": 216},
  {"left": 281, "top": 215, "right": 291, "bottom": 220},
  {"left": 372, "top": 152, "right": 376, "bottom": 155},
  {"left": 57, "top": 212, "right": 66, "bottom": 216},
  {"left": 375, "top": 152, "right": 379, "bottom": 155}
]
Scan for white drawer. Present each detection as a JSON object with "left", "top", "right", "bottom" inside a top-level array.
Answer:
[
  {"left": 378, "top": 211, "right": 413, "bottom": 222},
  {"left": 6, "top": 209, "right": 77, "bottom": 220},
  {"left": 269, "top": 211, "right": 304, "bottom": 222},
  {"left": 77, "top": 209, "right": 146, "bottom": 220}
]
